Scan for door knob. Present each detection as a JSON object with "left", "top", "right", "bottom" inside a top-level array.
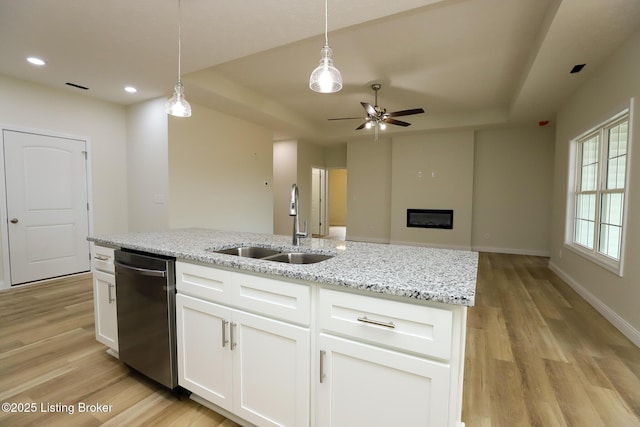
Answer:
[{"left": 10, "top": 218, "right": 18, "bottom": 224}]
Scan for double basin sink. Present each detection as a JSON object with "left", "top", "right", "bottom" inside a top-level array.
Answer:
[{"left": 214, "top": 246, "right": 333, "bottom": 264}]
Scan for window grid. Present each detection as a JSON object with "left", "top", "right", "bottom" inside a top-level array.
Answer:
[{"left": 571, "top": 112, "right": 629, "bottom": 270}]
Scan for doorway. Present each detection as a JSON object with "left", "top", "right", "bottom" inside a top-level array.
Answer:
[
  {"left": 311, "top": 167, "right": 328, "bottom": 237},
  {"left": 1, "top": 129, "right": 91, "bottom": 288},
  {"left": 328, "top": 168, "right": 347, "bottom": 240}
]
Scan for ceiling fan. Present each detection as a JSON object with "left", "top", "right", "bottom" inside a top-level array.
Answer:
[{"left": 329, "top": 83, "right": 425, "bottom": 139}]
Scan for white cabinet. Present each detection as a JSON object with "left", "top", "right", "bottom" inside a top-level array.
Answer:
[
  {"left": 317, "top": 288, "right": 466, "bottom": 427},
  {"left": 176, "top": 263, "right": 311, "bottom": 427},
  {"left": 91, "top": 245, "right": 118, "bottom": 353},
  {"left": 176, "top": 294, "right": 233, "bottom": 408},
  {"left": 318, "top": 333, "right": 450, "bottom": 427},
  {"left": 176, "top": 261, "right": 467, "bottom": 427}
]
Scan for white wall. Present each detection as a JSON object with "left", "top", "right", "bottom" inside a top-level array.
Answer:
[
  {"left": 472, "top": 126, "right": 555, "bottom": 255},
  {"left": 0, "top": 74, "right": 128, "bottom": 285},
  {"left": 346, "top": 138, "right": 392, "bottom": 243},
  {"left": 549, "top": 29, "right": 640, "bottom": 345},
  {"left": 345, "top": 128, "right": 554, "bottom": 252},
  {"left": 0, "top": 74, "right": 128, "bottom": 235},
  {"left": 168, "top": 102, "right": 274, "bottom": 233},
  {"left": 126, "top": 98, "right": 170, "bottom": 231},
  {"left": 273, "top": 140, "right": 298, "bottom": 235},
  {"left": 390, "top": 131, "right": 475, "bottom": 249}
]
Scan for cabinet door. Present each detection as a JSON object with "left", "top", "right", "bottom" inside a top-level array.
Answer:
[
  {"left": 176, "top": 294, "right": 233, "bottom": 410},
  {"left": 318, "top": 334, "right": 450, "bottom": 427},
  {"left": 232, "top": 309, "right": 310, "bottom": 427},
  {"left": 93, "top": 270, "right": 118, "bottom": 351}
]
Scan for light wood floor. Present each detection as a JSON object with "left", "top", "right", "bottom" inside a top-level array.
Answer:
[
  {"left": 0, "top": 253, "right": 638, "bottom": 426},
  {"left": 464, "top": 253, "right": 640, "bottom": 427}
]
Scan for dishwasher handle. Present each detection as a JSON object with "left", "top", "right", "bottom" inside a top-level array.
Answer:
[{"left": 115, "top": 261, "right": 167, "bottom": 278}]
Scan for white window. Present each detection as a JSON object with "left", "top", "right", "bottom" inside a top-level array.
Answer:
[{"left": 567, "top": 109, "right": 630, "bottom": 275}]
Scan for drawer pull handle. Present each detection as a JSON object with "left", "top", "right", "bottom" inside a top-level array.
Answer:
[
  {"left": 107, "top": 283, "right": 115, "bottom": 304},
  {"left": 94, "top": 255, "right": 110, "bottom": 262},
  {"left": 357, "top": 316, "right": 396, "bottom": 329},
  {"left": 230, "top": 322, "right": 237, "bottom": 350},
  {"left": 222, "top": 319, "right": 229, "bottom": 347},
  {"left": 319, "top": 350, "right": 326, "bottom": 383}
]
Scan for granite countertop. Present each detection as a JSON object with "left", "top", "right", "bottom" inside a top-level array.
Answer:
[{"left": 89, "top": 228, "right": 478, "bottom": 306}]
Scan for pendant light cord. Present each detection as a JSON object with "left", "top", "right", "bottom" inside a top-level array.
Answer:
[
  {"left": 324, "top": 0, "right": 328, "bottom": 46},
  {"left": 177, "top": 0, "right": 183, "bottom": 82}
]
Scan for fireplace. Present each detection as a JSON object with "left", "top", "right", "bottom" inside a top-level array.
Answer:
[{"left": 406, "top": 209, "right": 453, "bottom": 229}]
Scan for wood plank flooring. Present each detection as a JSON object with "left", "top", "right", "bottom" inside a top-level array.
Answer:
[
  {"left": 464, "top": 253, "right": 640, "bottom": 427},
  {"left": 0, "top": 253, "right": 638, "bottom": 426}
]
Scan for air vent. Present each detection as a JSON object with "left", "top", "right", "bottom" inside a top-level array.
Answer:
[
  {"left": 570, "top": 64, "right": 586, "bottom": 74},
  {"left": 65, "top": 82, "right": 89, "bottom": 90}
]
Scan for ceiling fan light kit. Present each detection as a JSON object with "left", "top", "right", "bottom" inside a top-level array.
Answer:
[
  {"left": 329, "top": 84, "right": 425, "bottom": 139},
  {"left": 309, "top": 0, "right": 342, "bottom": 93},
  {"left": 166, "top": 0, "right": 192, "bottom": 117}
]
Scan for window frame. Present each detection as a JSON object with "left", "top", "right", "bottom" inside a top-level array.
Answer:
[{"left": 565, "top": 106, "right": 632, "bottom": 276}]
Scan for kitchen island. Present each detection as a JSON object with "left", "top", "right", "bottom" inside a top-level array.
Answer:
[{"left": 89, "top": 228, "right": 478, "bottom": 427}]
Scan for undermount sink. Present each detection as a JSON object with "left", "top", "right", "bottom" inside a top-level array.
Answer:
[
  {"left": 213, "top": 246, "right": 333, "bottom": 264},
  {"left": 215, "top": 246, "right": 281, "bottom": 258},
  {"left": 261, "top": 253, "right": 334, "bottom": 264}
]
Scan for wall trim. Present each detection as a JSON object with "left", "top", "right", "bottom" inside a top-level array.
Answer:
[
  {"left": 472, "top": 245, "right": 551, "bottom": 257},
  {"left": 548, "top": 261, "right": 640, "bottom": 348},
  {"left": 389, "top": 240, "right": 472, "bottom": 251},
  {"left": 346, "top": 235, "right": 390, "bottom": 245}
]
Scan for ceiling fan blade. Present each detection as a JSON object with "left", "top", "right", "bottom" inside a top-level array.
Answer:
[
  {"left": 328, "top": 117, "right": 364, "bottom": 121},
  {"left": 361, "top": 102, "right": 377, "bottom": 116},
  {"left": 387, "top": 108, "right": 425, "bottom": 117},
  {"left": 383, "top": 118, "right": 411, "bottom": 127},
  {"left": 355, "top": 122, "right": 369, "bottom": 130}
]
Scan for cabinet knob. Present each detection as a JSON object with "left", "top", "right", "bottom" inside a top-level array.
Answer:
[{"left": 10, "top": 218, "right": 18, "bottom": 224}]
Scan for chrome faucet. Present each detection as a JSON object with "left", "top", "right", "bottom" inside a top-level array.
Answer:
[{"left": 289, "top": 183, "right": 308, "bottom": 246}]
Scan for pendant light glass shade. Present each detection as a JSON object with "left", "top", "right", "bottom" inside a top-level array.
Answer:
[
  {"left": 309, "top": 45, "right": 342, "bottom": 93},
  {"left": 166, "top": 0, "right": 191, "bottom": 117},
  {"left": 309, "top": 0, "right": 342, "bottom": 93},
  {"left": 166, "top": 81, "right": 191, "bottom": 117}
]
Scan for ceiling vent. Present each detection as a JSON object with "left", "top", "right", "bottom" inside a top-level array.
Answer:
[
  {"left": 570, "top": 64, "right": 586, "bottom": 74},
  {"left": 65, "top": 82, "right": 89, "bottom": 90}
]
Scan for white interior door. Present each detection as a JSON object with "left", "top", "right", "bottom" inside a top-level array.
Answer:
[{"left": 3, "top": 130, "right": 90, "bottom": 285}]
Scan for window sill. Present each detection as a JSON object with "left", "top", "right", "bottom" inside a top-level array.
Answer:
[{"left": 564, "top": 243, "right": 623, "bottom": 277}]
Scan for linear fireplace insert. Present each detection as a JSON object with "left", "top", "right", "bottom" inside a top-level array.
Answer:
[{"left": 406, "top": 209, "right": 453, "bottom": 229}]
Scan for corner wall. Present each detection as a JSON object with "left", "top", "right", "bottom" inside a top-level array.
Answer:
[
  {"left": 549, "top": 29, "right": 640, "bottom": 345},
  {"left": 126, "top": 98, "right": 170, "bottom": 232},
  {"left": 346, "top": 138, "right": 392, "bottom": 243},
  {"left": 168, "top": 102, "right": 274, "bottom": 233},
  {"left": 472, "top": 126, "right": 555, "bottom": 256}
]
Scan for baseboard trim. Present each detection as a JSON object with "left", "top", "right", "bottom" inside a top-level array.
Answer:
[
  {"left": 548, "top": 261, "right": 640, "bottom": 348},
  {"left": 472, "top": 245, "right": 551, "bottom": 257},
  {"left": 345, "top": 235, "right": 390, "bottom": 244},
  {"left": 389, "top": 240, "right": 472, "bottom": 251}
]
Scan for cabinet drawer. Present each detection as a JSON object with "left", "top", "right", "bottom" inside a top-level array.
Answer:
[
  {"left": 231, "top": 272, "right": 311, "bottom": 326},
  {"left": 91, "top": 245, "right": 115, "bottom": 273},
  {"left": 318, "top": 288, "right": 453, "bottom": 360},
  {"left": 176, "top": 261, "right": 233, "bottom": 304}
]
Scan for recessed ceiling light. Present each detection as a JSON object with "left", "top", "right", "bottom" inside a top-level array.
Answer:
[
  {"left": 124, "top": 86, "right": 137, "bottom": 93},
  {"left": 27, "top": 57, "right": 46, "bottom": 66}
]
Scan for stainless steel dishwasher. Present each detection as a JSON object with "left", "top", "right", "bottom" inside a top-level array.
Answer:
[{"left": 114, "top": 249, "right": 177, "bottom": 389}]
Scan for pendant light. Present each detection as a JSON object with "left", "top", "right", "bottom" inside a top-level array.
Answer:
[
  {"left": 309, "top": 0, "right": 342, "bottom": 93},
  {"left": 165, "top": 0, "right": 191, "bottom": 117}
]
